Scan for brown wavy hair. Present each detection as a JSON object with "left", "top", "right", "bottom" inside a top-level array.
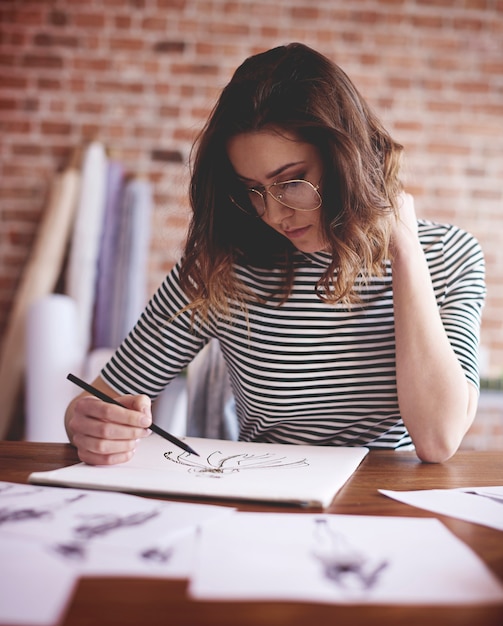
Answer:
[{"left": 179, "top": 42, "right": 403, "bottom": 321}]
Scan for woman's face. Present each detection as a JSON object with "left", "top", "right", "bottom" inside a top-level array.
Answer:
[{"left": 227, "top": 128, "right": 327, "bottom": 253}]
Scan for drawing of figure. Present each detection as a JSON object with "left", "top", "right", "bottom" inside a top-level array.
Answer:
[
  {"left": 163, "top": 450, "right": 308, "bottom": 477},
  {"left": 0, "top": 490, "right": 86, "bottom": 526},
  {"left": 140, "top": 546, "right": 173, "bottom": 563},
  {"left": 312, "top": 518, "right": 388, "bottom": 591},
  {"left": 54, "top": 509, "right": 161, "bottom": 561}
]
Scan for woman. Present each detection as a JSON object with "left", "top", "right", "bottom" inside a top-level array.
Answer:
[{"left": 65, "top": 43, "right": 486, "bottom": 465}]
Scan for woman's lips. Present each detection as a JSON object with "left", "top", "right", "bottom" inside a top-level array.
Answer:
[{"left": 284, "top": 225, "right": 310, "bottom": 239}]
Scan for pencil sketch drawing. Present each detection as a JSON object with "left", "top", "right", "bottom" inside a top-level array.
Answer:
[
  {"left": 163, "top": 450, "right": 309, "bottom": 478},
  {"left": 140, "top": 546, "right": 174, "bottom": 563},
  {"left": 54, "top": 509, "right": 161, "bottom": 561},
  {"left": 0, "top": 491, "right": 86, "bottom": 526},
  {"left": 312, "top": 519, "right": 389, "bottom": 591}
]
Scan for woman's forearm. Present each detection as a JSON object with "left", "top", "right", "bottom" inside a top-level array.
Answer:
[{"left": 392, "top": 230, "right": 476, "bottom": 463}]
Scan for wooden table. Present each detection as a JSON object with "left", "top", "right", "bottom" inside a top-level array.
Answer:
[{"left": 1, "top": 442, "right": 502, "bottom": 626}]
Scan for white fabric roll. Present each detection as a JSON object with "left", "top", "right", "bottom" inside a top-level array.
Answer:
[
  {"left": 25, "top": 295, "right": 84, "bottom": 442},
  {"left": 65, "top": 141, "right": 108, "bottom": 354},
  {"left": 0, "top": 165, "right": 80, "bottom": 439}
]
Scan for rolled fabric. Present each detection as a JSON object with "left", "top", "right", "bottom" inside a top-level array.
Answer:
[
  {"left": 66, "top": 141, "right": 108, "bottom": 354},
  {"left": 110, "top": 177, "right": 152, "bottom": 347},
  {"left": 25, "top": 295, "right": 84, "bottom": 442},
  {"left": 92, "top": 161, "right": 125, "bottom": 349},
  {"left": 0, "top": 164, "right": 80, "bottom": 439}
]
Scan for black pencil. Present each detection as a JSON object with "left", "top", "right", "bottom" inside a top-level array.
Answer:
[{"left": 67, "top": 373, "right": 199, "bottom": 456}]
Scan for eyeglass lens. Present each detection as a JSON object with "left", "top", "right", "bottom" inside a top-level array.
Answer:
[{"left": 249, "top": 180, "right": 320, "bottom": 215}]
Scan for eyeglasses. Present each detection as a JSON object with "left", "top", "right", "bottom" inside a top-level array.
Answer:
[{"left": 230, "top": 179, "right": 322, "bottom": 217}]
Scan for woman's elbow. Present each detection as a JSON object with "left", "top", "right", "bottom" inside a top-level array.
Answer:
[{"left": 414, "top": 436, "right": 460, "bottom": 464}]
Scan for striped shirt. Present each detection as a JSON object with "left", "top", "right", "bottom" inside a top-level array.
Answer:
[{"left": 102, "top": 220, "right": 486, "bottom": 450}]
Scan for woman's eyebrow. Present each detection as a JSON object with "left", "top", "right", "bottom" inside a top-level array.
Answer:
[{"left": 236, "top": 161, "right": 306, "bottom": 184}]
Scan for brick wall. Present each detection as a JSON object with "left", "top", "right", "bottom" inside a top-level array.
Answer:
[{"left": 1, "top": 0, "right": 502, "bottom": 379}]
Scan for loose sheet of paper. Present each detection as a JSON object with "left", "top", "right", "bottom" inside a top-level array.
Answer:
[
  {"left": 0, "top": 481, "right": 233, "bottom": 625},
  {"left": 189, "top": 511, "right": 503, "bottom": 605},
  {"left": 0, "top": 535, "right": 77, "bottom": 626},
  {"left": 379, "top": 486, "right": 503, "bottom": 531},
  {"left": 0, "top": 481, "right": 233, "bottom": 577}
]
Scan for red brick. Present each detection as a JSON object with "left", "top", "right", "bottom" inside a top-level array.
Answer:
[
  {"left": 142, "top": 17, "right": 168, "bottom": 30},
  {"left": 178, "top": 64, "right": 222, "bottom": 78},
  {"left": 452, "top": 16, "right": 484, "bottom": 31},
  {"left": 0, "top": 99, "right": 17, "bottom": 111},
  {"left": 109, "top": 37, "right": 145, "bottom": 52},
  {"left": 37, "top": 78, "right": 62, "bottom": 90},
  {"left": 416, "top": 0, "right": 457, "bottom": 6},
  {"left": 151, "top": 149, "right": 183, "bottom": 163},
  {"left": 74, "top": 13, "right": 106, "bottom": 28},
  {"left": 0, "top": 120, "right": 32, "bottom": 133},
  {"left": 0, "top": 75, "right": 28, "bottom": 89},
  {"left": 33, "top": 33, "right": 79, "bottom": 48},
  {"left": 6, "top": 8, "right": 45, "bottom": 26},
  {"left": 410, "top": 15, "right": 443, "bottom": 28},
  {"left": 156, "top": 0, "right": 187, "bottom": 8},
  {"left": 40, "top": 122, "right": 73, "bottom": 135},
  {"left": 454, "top": 81, "right": 490, "bottom": 93},
  {"left": 114, "top": 15, "right": 132, "bottom": 28},
  {"left": 22, "top": 54, "right": 63, "bottom": 69},
  {"left": 426, "top": 101, "right": 463, "bottom": 113},
  {"left": 97, "top": 80, "right": 145, "bottom": 93},
  {"left": 72, "top": 58, "right": 111, "bottom": 71},
  {"left": 48, "top": 10, "right": 69, "bottom": 27},
  {"left": 159, "top": 105, "right": 181, "bottom": 117},
  {"left": 11, "top": 144, "right": 43, "bottom": 157},
  {"left": 153, "top": 41, "right": 186, "bottom": 53},
  {"left": 75, "top": 101, "right": 104, "bottom": 114},
  {"left": 207, "top": 22, "right": 250, "bottom": 36},
  {"left": 291, "top": 7, "right": 320, "bottom": 19}
]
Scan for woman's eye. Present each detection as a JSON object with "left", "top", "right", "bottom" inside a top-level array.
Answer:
[
  {"left": 283, "top": 180, "right": 302, "bottom": 192},
  {"left": 276, "top": 181, "right": 293, "bottom": 191}
]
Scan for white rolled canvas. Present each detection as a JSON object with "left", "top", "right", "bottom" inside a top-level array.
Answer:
[{"left": 25, "top": 295, "right": 84, "bottom": 442}]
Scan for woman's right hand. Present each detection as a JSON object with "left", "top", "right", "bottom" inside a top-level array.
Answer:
[{"left": 65, "top": 379, "right": 152, "bottom": 466}]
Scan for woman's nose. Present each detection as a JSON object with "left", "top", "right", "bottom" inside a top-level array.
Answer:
[{"left": 263, "top": 192, "right": 294, "bottom": 222}]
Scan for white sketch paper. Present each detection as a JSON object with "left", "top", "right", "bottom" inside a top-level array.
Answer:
[
  {"left": 0, "top": 535, "right": 77, "bottom": 626},
  {"left": 29, "top": 435, "right": 369, "bottom": 507},
  {"left": 379, "top": 486, "right": 503, "bottom": 531},
  {"left": 189, "top": 512, "right": 503, "bottom": 605},
  {"left": 0, "top": 481, "right": 232, "bottom": 578}
]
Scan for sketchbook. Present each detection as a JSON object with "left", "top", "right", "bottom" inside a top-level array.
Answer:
[{"left": 29, "top": 434, "right": 368, "bottom": 508}]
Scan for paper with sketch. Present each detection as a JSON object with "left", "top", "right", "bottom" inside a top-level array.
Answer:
[
  {"left": 0, "top": 481, "right": 232, "bottom": 578},
  {"left": 0, "top": 535, "right": 77, "bottom": 626},
  {"left": 379, "top": 486, "right": 503, "bottom": 531},
  {"left": 189, "top": 511, "right": 503, "bottom": 605},
  {"left": 29, "top": 434, "right": 369, "bottom": 507}
]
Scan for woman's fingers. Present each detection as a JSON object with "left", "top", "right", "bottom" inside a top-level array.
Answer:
[{"left": 68, "top": 394, "right": 152, "bottom": 465}]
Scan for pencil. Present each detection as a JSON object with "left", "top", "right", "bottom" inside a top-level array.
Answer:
[{"left": 67, "top": 373, "right": 199, "bottom": 456}]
